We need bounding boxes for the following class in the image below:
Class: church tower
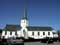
[21,0,29,28]
[20,0,28,39]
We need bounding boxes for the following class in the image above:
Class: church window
[32,32,34,35]
[10,31,12,35]
[5,31,7,35]
[15,31,17,35]
[23,30,26,34]
[43,32,45,35]
[38,32,40,35]
[48,32,50,35]
[23,30,26,36]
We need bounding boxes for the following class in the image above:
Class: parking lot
[1,41,60,45]
[1,40,60,45]
[24,41,60,45]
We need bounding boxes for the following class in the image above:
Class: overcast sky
[0,0,60,30]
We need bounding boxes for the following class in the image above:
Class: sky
[0,0,60,30]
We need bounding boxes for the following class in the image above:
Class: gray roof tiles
[4,24,53,31]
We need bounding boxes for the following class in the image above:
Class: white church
[1,0,58,40]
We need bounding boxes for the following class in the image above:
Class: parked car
[7,37,24,45]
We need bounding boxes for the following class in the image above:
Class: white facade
[1,30,54,39]
[21,19,29,27]
[28,31,53,39]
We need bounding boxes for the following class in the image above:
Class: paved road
[1,41,60,45]
[24,41,60,45]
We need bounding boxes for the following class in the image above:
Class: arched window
[32,32,34,36]
[10,31,12,35]
[43,32,45,35]
[15,31,17,35]
[38,32,40,35]
[23,30,26,36]
[48,32,50,35]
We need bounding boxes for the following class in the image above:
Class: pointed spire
[22,0,27,20]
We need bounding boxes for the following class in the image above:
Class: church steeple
[21,0,29,27]
[22,0,27,20]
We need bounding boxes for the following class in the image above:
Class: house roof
[4,24,53,31]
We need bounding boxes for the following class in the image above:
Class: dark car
[7,37,24,45]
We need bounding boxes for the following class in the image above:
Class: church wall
[1,30,53,39]
[1,31,22,39]
[28,31,33,38]
[28,31,53,39]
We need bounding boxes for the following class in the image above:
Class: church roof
[5,24,21,31]
[27,26,53,31]
[4,24,53,31]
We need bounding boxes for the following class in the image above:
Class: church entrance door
[23,30,28,39]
